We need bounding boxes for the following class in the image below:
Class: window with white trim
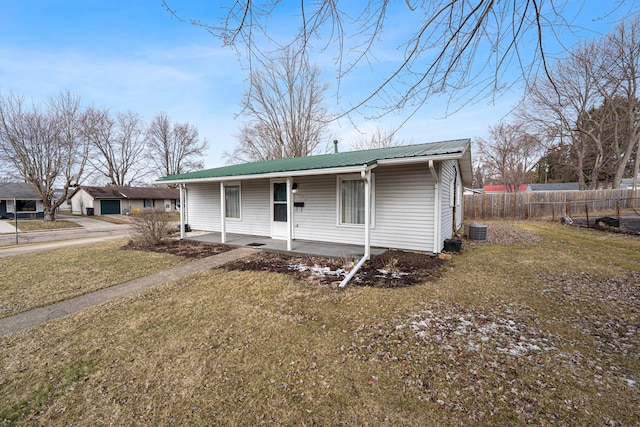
[337,174,375,226]
[16,200,37,212]
[224,184,241,219]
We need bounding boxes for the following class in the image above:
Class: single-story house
[67,186,179,215]
[158,139,473,260]
[0,182,44,219]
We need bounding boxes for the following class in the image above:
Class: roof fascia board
[376,153,463,166]
[159,164,372,185]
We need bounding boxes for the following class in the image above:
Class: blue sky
[0,1,636,170]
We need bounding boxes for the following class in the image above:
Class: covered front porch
[183,231,388,259]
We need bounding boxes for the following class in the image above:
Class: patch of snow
[288,263,346,278]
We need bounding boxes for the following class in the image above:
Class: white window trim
[224,181,242,221]
[336,173,375,228]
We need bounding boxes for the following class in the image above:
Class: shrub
[130,208,170,246]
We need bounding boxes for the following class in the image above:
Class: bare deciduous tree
[82,108,150,186]
[520,40,606,190]
[349,128,404,151]
[521,17,640,190]
[0,91,89,221]
[476,122,542,192]
[147,111,209,177]
[162,1,637,122]
[602,18,640,189]
[225,49,330,163]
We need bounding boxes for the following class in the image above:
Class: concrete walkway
[0,247,259,336]
[0,220,16,233]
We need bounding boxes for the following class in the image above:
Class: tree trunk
[43,208,55,222]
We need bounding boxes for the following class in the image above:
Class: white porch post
[179,184,185,239]
[364,169,371,255]
[286,176,293,251]
[220,181,227,244]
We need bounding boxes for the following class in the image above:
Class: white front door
[270,181,288,239]
[164,199,172,212]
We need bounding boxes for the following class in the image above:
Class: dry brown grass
[10,219,82,232]
[0,239,187,318]
[0,221,638,426]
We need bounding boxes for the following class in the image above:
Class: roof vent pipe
[333,140,339,153]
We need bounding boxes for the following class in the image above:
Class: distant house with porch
[0,182,44,219]
[158,139,473,255]
[67,186,179,215]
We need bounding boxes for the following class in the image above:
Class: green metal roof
[159,138,471,182]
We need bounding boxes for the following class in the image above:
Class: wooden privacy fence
[463,189,640,220]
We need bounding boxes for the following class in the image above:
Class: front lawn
[1,222,638,425]
[2,219,81,232]
[0,239,188,318]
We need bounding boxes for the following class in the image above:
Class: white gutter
[220,182,226,244]
[339,168,371,288]
[429,160,440,254]
[179,184,185,239]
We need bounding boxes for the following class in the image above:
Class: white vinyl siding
[230,180,269,236]
[186,180,270,236]
[440,160,462,242]
[370,164,435,252]
[184,163,439,252]
[292,175,364,245]
[294,164,436,252]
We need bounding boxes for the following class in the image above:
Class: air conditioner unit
[465,223,487,241]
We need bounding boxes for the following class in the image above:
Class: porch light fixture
[292,183,298,194]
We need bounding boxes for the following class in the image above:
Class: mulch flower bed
[223,249,446,288]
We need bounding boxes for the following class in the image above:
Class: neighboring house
[158,139,473,255]
[0,182,44,219]
[528,183,581,192]
[67,186,179,215]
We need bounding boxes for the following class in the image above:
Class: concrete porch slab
[183,231,388,259]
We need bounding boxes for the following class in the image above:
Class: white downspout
[220,182,226,244]
[286,176,293,251]
[339,168,371,288]
[429,160,440,253]
[179,184,185,239]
